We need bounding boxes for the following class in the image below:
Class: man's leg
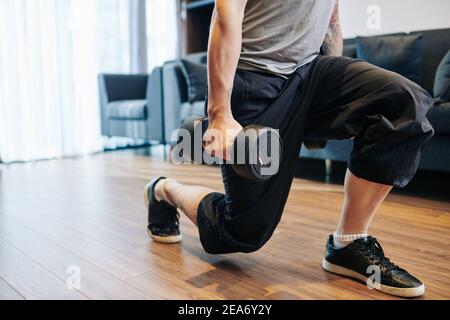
[154,178,213,225]
[147,67,311,254]
[303,56,434,239]
[302,55,433,297]
[333,170,392,247]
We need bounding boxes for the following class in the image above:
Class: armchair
[98,68,165,144]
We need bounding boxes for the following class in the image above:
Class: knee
[372,75,435,142]
[200,228,268,255]
[199,213,274,255]
[225,219,276,254]
[385,75,434,121]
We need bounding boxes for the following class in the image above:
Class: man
[145,0,434,297]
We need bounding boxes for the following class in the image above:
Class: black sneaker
[322,235,425,298]
[145,177,182,244]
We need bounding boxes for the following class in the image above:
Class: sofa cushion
[184,52,207,65]
[434,50,450,103]
[427,102,450,134]
[107,100,147,120]
[180,59,208,103]
[356,34,423,83]
[343,43,357,58]
[180,101,206,124]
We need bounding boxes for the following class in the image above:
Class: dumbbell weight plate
[232,125,283,182]
[177,115,208,164]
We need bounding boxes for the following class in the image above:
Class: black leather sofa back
[343,28,450,94]
[305,28,450,173]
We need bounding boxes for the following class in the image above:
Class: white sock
[154,179,168,202]
[333,232,368,249]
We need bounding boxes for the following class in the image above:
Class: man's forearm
[322,1,343,56]
[207,1,246,119]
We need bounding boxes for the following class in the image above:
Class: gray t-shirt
[238,0,336,76]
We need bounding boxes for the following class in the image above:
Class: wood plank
[0,150,449,300]
[0,216,155,300]
[1,168,146,252]
[0,238,87,300]
[0,278,24,300]
[0,208,153,281]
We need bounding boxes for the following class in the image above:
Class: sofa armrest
[146,67,165,143]
[162,61,189,144]
[427,102,450,134]
[98,74,108,136]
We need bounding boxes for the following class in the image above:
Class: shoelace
[359,236,398,273]
[166,207,180,226]
[173,211,181,226]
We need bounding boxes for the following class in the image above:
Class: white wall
[340,0,450,38]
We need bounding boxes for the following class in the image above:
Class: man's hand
[203,114,243,161]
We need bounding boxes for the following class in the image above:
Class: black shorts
[197,56,434,255]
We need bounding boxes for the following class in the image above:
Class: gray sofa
[301,28,450,173]
[161,52,208,144]
[98,70,165,143]
[159,29,450,173]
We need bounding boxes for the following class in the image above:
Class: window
[96,0,131,73]
[147,0,178,69]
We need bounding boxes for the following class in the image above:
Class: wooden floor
[0,150,449,300]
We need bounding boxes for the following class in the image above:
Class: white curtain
[96,0,134,74]
[96,0,149,74]
[147,0,178,69]
[0,0,177,163]
[0,0,101,163]
[130,0,148,73]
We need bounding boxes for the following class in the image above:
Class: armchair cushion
[343,42,357,58]
[180,59,208,103]
[106,100,147,120]
[180,101,206,124]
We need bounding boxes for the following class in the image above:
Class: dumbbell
[176,115,283,182]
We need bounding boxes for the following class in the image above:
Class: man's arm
[322,1,343,56]
[204,0,248,160]
[207,0,247,119]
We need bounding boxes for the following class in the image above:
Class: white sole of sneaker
[147,229,183,244]
[145,182,183,244]
[322,259,425,298]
